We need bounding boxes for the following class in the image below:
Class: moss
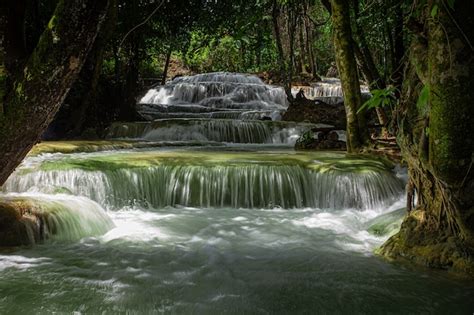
[48,15,57,30]
[377,210,474,277]
[29,141,140,156]
[24,149,400,178]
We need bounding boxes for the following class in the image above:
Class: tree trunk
[161,46,172,85]
[0,0,110,186]
[391,2,404,93]
[351,2,390,136]
[272,0,293,103]
[379,1,474,275]
[330,0,368,152]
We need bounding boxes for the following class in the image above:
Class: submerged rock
[367,208,405,236]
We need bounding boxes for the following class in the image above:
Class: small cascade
[139,72,288,121]
[0,193,114,244]
[4,152,404,210]
[106,119,317,145]
[292,78,371,105]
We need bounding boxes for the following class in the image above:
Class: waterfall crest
[4,152,404,210]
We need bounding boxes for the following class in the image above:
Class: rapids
[1,73,473,313]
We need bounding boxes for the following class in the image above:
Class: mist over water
[1,73,473,313]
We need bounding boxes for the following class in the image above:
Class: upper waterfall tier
[139,72,288,120]
[4,150,404,210]
[291,78,371,105]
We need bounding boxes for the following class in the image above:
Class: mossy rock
[0,199,44,247]
[376,210,474,277]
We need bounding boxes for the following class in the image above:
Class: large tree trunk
[330,0,368,152]
[0,0,110,186]
[272,0,293,102]
[379,1,474,275]
[48,1,117,139]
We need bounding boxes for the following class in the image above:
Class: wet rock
[295,129,346,151]
[0,199,45,247]
[282,97,346,128]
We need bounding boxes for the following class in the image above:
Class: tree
[0,0,111,185]
[330,0,368,152]
[379,0,474,274]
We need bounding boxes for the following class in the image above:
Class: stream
[1,73,473,313]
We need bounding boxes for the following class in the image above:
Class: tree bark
[330,0,368,152]
[379,1,474,275]
[0,0,110,186]
[161,46,172,85]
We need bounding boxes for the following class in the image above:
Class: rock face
[295,130,346,151]
[282,97,346,128]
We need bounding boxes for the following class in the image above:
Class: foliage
[416,84,430,113]
[357,86,397,114]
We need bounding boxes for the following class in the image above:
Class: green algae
[32,150,396,174]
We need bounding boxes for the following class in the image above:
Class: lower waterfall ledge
[0,194,114,247]
[375,210,474,277]
[0,198,44,247]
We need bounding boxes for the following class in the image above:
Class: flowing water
[1,73,473,313]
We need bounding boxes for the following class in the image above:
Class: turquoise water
[1,148,473,313]
[1,72,473,313]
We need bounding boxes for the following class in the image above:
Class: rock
[0,199,45,247]
[326,62,339,78]
[282,98,346,128]
[295,130,346,151]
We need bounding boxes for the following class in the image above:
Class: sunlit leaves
[357,86,397,114]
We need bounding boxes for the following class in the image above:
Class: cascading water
[4,151,404,210]
[292,77,371,105]
[139,72,287,121]
[1,72,473,313]
[0,193,114,243]
[106,119,320,145]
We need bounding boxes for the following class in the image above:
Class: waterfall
[4,153,404,210]
[106,119,318,145]
[291,78,371,105]
[138,72,288,121]
[0,193,114,243]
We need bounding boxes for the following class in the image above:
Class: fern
[357,86,397,114]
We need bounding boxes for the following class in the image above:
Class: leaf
[357,87,396,114]
[447,0,455,9]
[431,4,439,18]
[417,84,430,111]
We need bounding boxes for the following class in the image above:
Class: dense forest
[0,0,473,313]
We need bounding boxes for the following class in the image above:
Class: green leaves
[446,0,455,10]
[431,4,439,18]
[416,84,430,112]
[357,86,397,114]
[431,0,455,18]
